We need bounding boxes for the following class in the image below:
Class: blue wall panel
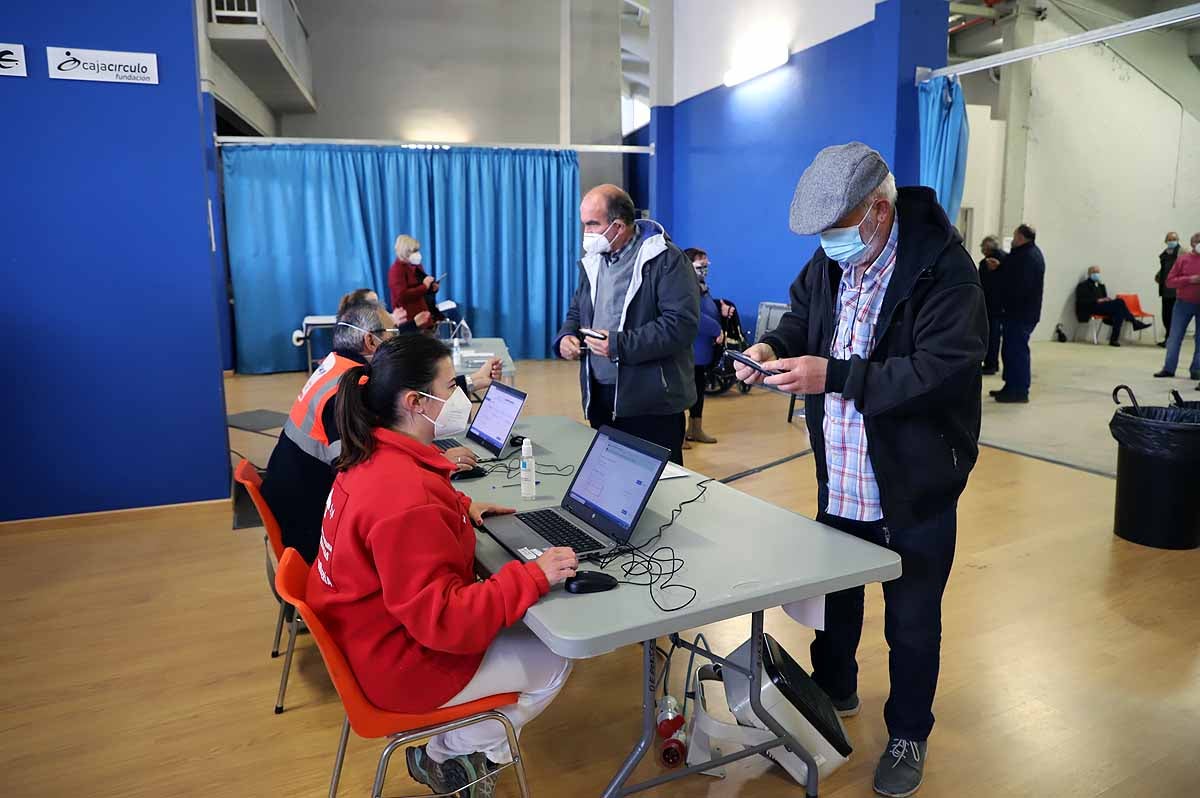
[663,1,945,337]
[1,1,231,520]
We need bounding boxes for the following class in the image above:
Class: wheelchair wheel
[738,380,752,394]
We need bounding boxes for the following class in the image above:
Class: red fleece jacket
[1165,251,1200,305]
[307,428,549,712]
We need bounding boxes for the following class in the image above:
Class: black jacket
[760,186,987,529]
[978,249,1007,315]
[997,241,1045,324]
[1157,249,1179,299]
[555,220,699,418]
[1074,279,1109,323]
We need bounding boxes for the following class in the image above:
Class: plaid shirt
[822,218,899,522]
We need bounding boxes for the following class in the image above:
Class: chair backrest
[234,459,286,559]
[754,301,790,343]
[275,548,383,733]
[1116,294,1147,317]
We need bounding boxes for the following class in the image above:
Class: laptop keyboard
[434,439,460,451]
[517,509,606,554]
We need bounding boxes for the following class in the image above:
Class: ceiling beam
[949,2,999,19]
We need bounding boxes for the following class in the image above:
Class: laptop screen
[565,428,667,540]
[466,382,527,455]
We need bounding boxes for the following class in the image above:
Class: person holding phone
[554,184,699,465]
[734,143,986,798]
[388,234,441,330]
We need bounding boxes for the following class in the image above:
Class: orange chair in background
[233,459,304,714]
[1116,294,1156,342]
[274,548,531,798]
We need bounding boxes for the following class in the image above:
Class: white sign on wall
[0,43,27,77]
[46,46,158,85]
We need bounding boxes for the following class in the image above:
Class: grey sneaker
[405,746,497,798]
[873,738,927,797]
[831,692,860,718]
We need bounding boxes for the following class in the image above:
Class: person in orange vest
[261,299,500,562]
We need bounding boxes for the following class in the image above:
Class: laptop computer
[435,381,528,461]
[480,425,671,561]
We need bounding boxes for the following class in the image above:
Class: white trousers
[426,625,572,765]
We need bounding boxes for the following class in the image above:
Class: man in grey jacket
[554,185,699,463]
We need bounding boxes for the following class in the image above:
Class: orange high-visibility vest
[282,352,360,464]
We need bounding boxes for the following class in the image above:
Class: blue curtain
[221,144,580,373]
[918,76,969,224]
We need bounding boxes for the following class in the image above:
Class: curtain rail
[216,135,653,155]
[917,1,1200,83]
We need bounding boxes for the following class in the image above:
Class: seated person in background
[1074,266,1151,347]
[261,301,496,562]
[338,287,427,331]
[310,334,575,794]
[389,235,443,331]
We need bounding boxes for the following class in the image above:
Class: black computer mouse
[564,570,619,594]
[450,466,487,481]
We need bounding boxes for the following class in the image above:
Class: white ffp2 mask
[418,386,471,438]
[409,251,424,266]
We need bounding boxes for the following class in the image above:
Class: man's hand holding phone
[732,343,777,385]
[580,328,611,358]
[762,355,829,395]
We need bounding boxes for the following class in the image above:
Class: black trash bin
[1109,386,1200,550]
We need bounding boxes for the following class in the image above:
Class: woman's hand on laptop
[468,501,516,526]
[535,547,579,587]
[445,447,479,471]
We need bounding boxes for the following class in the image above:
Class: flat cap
[788,142,890,235]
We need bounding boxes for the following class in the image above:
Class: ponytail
[334,365,377,470]
[333,334,452,471]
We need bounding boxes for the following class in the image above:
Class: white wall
[281,0,622,189]
[959,104,1006,252]
[670,0,878,104]
[1022,7,1200,341]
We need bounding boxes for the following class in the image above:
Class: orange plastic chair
[275,548,530,798]
[233,459,303,714]
[1116,294,1155,341]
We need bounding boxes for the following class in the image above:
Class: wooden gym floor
[2,360,1198,798]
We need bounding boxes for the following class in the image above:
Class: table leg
[749,610,820,797]
[600,641,657,798]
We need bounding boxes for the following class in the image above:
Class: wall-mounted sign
[0,43,27,77]
[46,46,158,85]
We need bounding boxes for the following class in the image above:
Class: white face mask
[417,386,471,438]
[583,221,617,256]
[1194,243,1200,255]
[409,251,423,266]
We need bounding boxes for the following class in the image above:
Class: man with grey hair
[262,299,498,563]
[555,184,699,464]
[735,142,986,797]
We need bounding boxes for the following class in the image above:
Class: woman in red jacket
[388,234,441,330]
[309,334,577,795]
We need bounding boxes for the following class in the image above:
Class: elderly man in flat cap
[735,143,986,797]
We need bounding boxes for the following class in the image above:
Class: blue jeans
[983,315,1002,371]
[810,496,958,741]
[1000,319,1035,396]
[1162,300,1200,375]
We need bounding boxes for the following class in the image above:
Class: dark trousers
[1000,319,1035,396]
[810,500,958,741]
[1162,297,1176,341]
[983,315,1002,371]
[587,381,686,465]
[689,366,707,419]
[1094,298,1136,342]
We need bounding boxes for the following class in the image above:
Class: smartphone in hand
[724,349,784,376]
[578,327,608,341]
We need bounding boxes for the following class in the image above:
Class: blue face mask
[820,204,883,265]
[1090,273,1102,282]
[1167,241,1180,250]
